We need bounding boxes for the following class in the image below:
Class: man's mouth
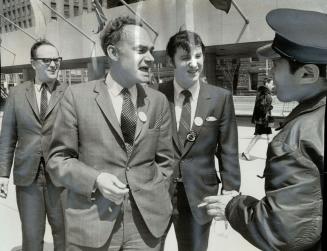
[139,67,149,73]
[188,69,199,74]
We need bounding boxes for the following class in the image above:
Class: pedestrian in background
[242,78,274,160]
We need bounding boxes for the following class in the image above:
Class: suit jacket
[0,80,67,186]
[47,79,174,248]
[159,80,240,224]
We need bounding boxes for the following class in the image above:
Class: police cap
[257,8,327,64]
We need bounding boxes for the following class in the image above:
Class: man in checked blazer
[47,16,173,251]
[159,30,241,251]
[0,40,67,250]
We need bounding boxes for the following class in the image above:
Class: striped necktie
[40,83,48,121]
[178,89,192,148]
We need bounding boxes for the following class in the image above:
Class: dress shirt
[34,79,54,111]
[173,79,200,130]
[105,73,137,124]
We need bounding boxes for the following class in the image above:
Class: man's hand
[96,173,129,205]
[201,195,233,221]
[0,177,9,199]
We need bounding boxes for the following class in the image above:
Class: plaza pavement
[0,114,279,251]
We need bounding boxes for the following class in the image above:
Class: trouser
[67,192,161,251]
[161,182,211,251]
[16,158,65,251]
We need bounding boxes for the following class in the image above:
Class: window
[249,73,259,91]
[23,20,27,28]
[27,5,31,15]
[64,4,70,18]
[28,19,32,27]
[17,8,20,17]
[74,6,79,16]
[18,21,21,27]
[22,6,25,15]
[51,2,57,20]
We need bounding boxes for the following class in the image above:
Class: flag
[92,0,108,34]
[30,0,47,39]
[209,0,232,13]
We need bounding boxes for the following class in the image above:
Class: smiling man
[159,30,241,251]
[46,16,173,251]
[0,40,67,251]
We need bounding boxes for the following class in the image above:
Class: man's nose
[144,51,154,64]
[188,58,197,68]
[49,60,57,67]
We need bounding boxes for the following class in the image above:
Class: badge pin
[194,117,203,127]
[186,131,197,142]
[138,112,147,122]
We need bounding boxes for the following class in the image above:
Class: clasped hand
[96,173,129,205]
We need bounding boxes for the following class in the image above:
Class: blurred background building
[1,0,319,113]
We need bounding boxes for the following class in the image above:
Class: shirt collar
[173,78,200,100]
[34,78,57,92]
[105,72,137,98]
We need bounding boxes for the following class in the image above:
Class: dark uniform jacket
[226,96,325,251]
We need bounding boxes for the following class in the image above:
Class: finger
[203,196,219,203]
[206,208,220,216]
[109,185,129,195]
[112,177,127,189]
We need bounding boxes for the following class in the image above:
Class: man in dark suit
[0,40,67,251]
[47,16,173,251]
[159,30,241,251]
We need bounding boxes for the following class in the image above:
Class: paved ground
[0,116,278,251]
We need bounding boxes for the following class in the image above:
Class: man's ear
[107,45,119,61]
[296,64,320,84]
[31,60,36,70]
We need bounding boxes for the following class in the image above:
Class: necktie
[121,88,137,155]
[40,83,48,121]
[178,89,192,148]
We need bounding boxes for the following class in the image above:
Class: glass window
[74,6,79,16]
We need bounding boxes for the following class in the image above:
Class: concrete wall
[1,0,327,67]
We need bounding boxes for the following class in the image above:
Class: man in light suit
[159,30,241,251]
[47,16,173,251]
[0,40,66,251]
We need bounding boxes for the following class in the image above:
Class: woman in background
[242,78,274,160]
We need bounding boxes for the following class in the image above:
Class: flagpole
[231,0,249,24]
[0,45,16,64]
[38,0,96,45]
[118,0,158,39]
[0,14,38,41]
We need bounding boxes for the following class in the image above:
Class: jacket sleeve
[0,88,17,177]
[215,92,241,191]
[225,141,322,251]
[46,87,100,198]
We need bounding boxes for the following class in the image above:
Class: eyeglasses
[32,57,62,65]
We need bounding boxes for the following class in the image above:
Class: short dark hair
[285,57,326,78]
[100,16,143,56]
[30,39,56,59]
[166,30,205,63]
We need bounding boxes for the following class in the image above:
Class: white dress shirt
[34,79,52,111]
[173,79,200,131]
[105,73,137,124]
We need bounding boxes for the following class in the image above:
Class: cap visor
[256,44,280,59]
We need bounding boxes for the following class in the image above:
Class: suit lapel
[134,84,150,143]
[94,80,124,142]
[45,81,66,119]
[182,82,211,157]
[25,81,40,121]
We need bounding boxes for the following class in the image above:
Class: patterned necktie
[40,83,48,121]
[121,88,137,155]
[178,89,192,148]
